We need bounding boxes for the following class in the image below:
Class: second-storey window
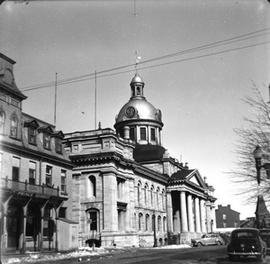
[12,157,20,181]
[0,111,5,134]
[61,170,67,193]
[29,161,36,185]
[150,127,156,141]
[43,133,51,149]
[45,165,52,186]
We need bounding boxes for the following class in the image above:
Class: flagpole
[54,72,58,127]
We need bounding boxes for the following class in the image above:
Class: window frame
[61,170,67,193]
[45,165,52,186]
[140,127,147,141]
[43,133,51,150]
[10,115,18,138]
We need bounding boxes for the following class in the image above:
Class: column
[20,205,28,253]
[166,191,173,233]
[123,126,130,139]
[180,191,188,232]
[195,197,201,232]
[103,172,118,231]
[200,199,206,233]
[187,194,194,232]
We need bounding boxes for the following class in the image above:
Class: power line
[21,27,270,92]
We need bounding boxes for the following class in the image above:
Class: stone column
[166,191,173,233]
[187,194,194,232]
[20,205,28,253]
[123,126,130,140]
[103,172,117,231]
[200,199,206,233]
[180,191,188,232]
[195,197,201,232]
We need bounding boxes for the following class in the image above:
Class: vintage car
[191,233,224,247]
[227,228,267,261]
[259,229,270,252]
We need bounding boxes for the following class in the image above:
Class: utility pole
[54,72,58,127]
[94,70,97,130]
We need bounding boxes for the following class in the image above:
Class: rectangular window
[61,170,66,193]
[29,161,36,185]
[55,138,62,154]
[12,157,20,181]
[130,127,135,141]
[150,128,155,141]
[140,127,146,140]
[11,98,20,108]
[45,165,52,186]
[28,127,36,145]
[43,134,51,149]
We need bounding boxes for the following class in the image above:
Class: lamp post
[253,145,270,229]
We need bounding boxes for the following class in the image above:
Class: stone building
[64,73,216,247]
[0,53,77,253]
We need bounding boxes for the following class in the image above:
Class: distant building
[0,53,77,253]
[215,204,240,229]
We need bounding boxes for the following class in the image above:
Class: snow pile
[152,244,192,249]
[3,247,109,264]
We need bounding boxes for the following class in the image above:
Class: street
[27,246,270,264]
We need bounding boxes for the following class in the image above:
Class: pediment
[24,119,39,128]
[186,170,206,188]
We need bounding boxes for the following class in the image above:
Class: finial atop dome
[130,73,144,85]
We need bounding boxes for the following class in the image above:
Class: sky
[1,0,270,220]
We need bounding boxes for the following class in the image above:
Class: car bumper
[228,252,262,256]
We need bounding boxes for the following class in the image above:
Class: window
[43,133,51,149]
[222,214,227,220]
[45,165,52,186]
[10,115,18,138]
[158,216,161,232]
[140,127,146,140]
[0,111,5,134]
[144,184,148,206]
[12,157,20,181]
[55,138,62,154]
[137,182,141,205]
[139,213,143,231]
[145,214,150,231]
[150,186,154,207]
[223,222,227,228]
[163,217,166,232]
[28,127,36,145]
[150,128,156,141]
[59,207,67,218]
[117,178,124,200]
[88,176,96,197]
[11,98,20,108]
[29,161,36,185]
[130,127,135,141]
[87,210,98,231]
[61,170,67,193]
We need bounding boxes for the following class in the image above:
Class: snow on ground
[2,247,109,264]
[151,244,192,249]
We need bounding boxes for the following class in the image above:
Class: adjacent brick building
[215,204,240,229]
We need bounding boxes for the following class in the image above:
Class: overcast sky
[1,0,270,219]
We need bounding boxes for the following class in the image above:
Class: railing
[1,177,61,197]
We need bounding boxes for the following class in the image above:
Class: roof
[255,195,270,217]
[170,169,196,181]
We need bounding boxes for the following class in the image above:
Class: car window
[232,231,257,239]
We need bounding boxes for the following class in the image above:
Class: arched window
[144,183,148,206]
[150,185,154,207]
[145,214,150,231]
[0,110,5,134]
[137,181,141,205]
[10,114,18,138]
[156,187,160,209]
[88,176,96,197]
[163,217,166,232]
[138,213,143,231]
[161,189,165,210]
[157,216,161,232]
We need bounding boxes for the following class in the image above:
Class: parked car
[191,233,224,247]
[259,229,270,253]
[227,228,266,261]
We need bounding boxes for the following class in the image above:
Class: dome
[130,74,144,85]
[115,98,162,124]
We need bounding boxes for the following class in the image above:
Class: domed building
[64,73,217,248]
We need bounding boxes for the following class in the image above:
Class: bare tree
[233,83,270,202]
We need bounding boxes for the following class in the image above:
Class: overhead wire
[21,27,270,92]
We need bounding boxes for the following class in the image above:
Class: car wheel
[257,252,266,262]
[197,242,203,247]
[217,241,222,246]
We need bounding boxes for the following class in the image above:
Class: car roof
[232,228,259,233]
